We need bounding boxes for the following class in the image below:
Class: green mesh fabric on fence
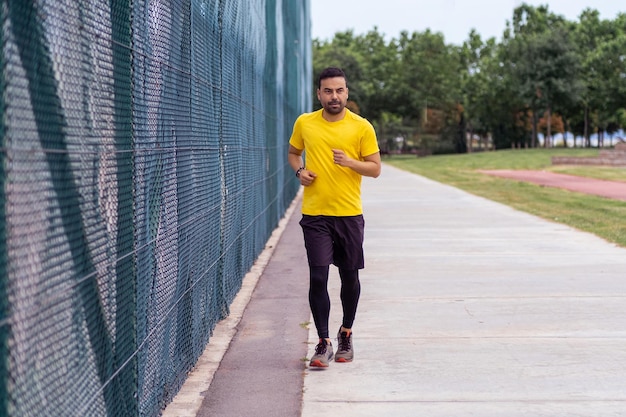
[0,1,311,416]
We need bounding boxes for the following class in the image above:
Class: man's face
[317,76,348,115]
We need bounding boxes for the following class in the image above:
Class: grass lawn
[383,148,626,247]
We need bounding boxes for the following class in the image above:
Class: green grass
[383,149,626,247]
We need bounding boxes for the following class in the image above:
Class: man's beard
[323,101,344,114]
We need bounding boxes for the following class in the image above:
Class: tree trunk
[531,110,538,148]
[598,129,603,148]
[584,106,590,148]
[546,107,552,148]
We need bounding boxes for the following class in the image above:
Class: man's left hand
[332,149,351,167]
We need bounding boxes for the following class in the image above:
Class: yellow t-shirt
[289,109,379,216]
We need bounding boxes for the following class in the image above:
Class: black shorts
[299,215,365,270]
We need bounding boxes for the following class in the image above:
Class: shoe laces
[314,340,328,355]
[338,331,351,351]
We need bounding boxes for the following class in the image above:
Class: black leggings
[309,265,361,339]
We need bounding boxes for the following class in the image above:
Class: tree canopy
[312,4,626,153]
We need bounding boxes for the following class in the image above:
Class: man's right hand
[299,170,317,186]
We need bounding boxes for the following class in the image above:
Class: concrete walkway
[165,163,626,417]
[302,164,626,416]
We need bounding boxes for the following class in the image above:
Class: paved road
[164,163,626,417]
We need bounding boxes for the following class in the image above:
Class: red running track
[478,170,626,202]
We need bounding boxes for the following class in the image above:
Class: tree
[391,30,463,152]
[571,9,626,146]
[460,31,517,149]
[505,5,582,147]
[311,6,624,154]
[352,28,397,122]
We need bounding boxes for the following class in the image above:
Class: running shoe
[309,339,333,367]
[335,328,353,362]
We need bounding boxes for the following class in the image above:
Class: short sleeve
[361,121,379,157]
[289,115,304,150]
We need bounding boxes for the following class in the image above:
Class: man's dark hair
[318,67,347,89]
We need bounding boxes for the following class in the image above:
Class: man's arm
[332,149,381,178]
[288,145,304,173]
[288,145,317,186]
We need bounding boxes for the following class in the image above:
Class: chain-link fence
[0,1,311,415]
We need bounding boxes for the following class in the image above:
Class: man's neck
[322,108,347,122]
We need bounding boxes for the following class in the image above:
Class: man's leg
[309,265,330,339]
[333,215,364,331]
[336,267,359,362]
[308,265,334,367]
[338,267,360,331]
[300,216,333,341]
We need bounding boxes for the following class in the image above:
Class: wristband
[295,167,305,178]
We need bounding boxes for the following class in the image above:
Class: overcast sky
[310,0,624,45]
